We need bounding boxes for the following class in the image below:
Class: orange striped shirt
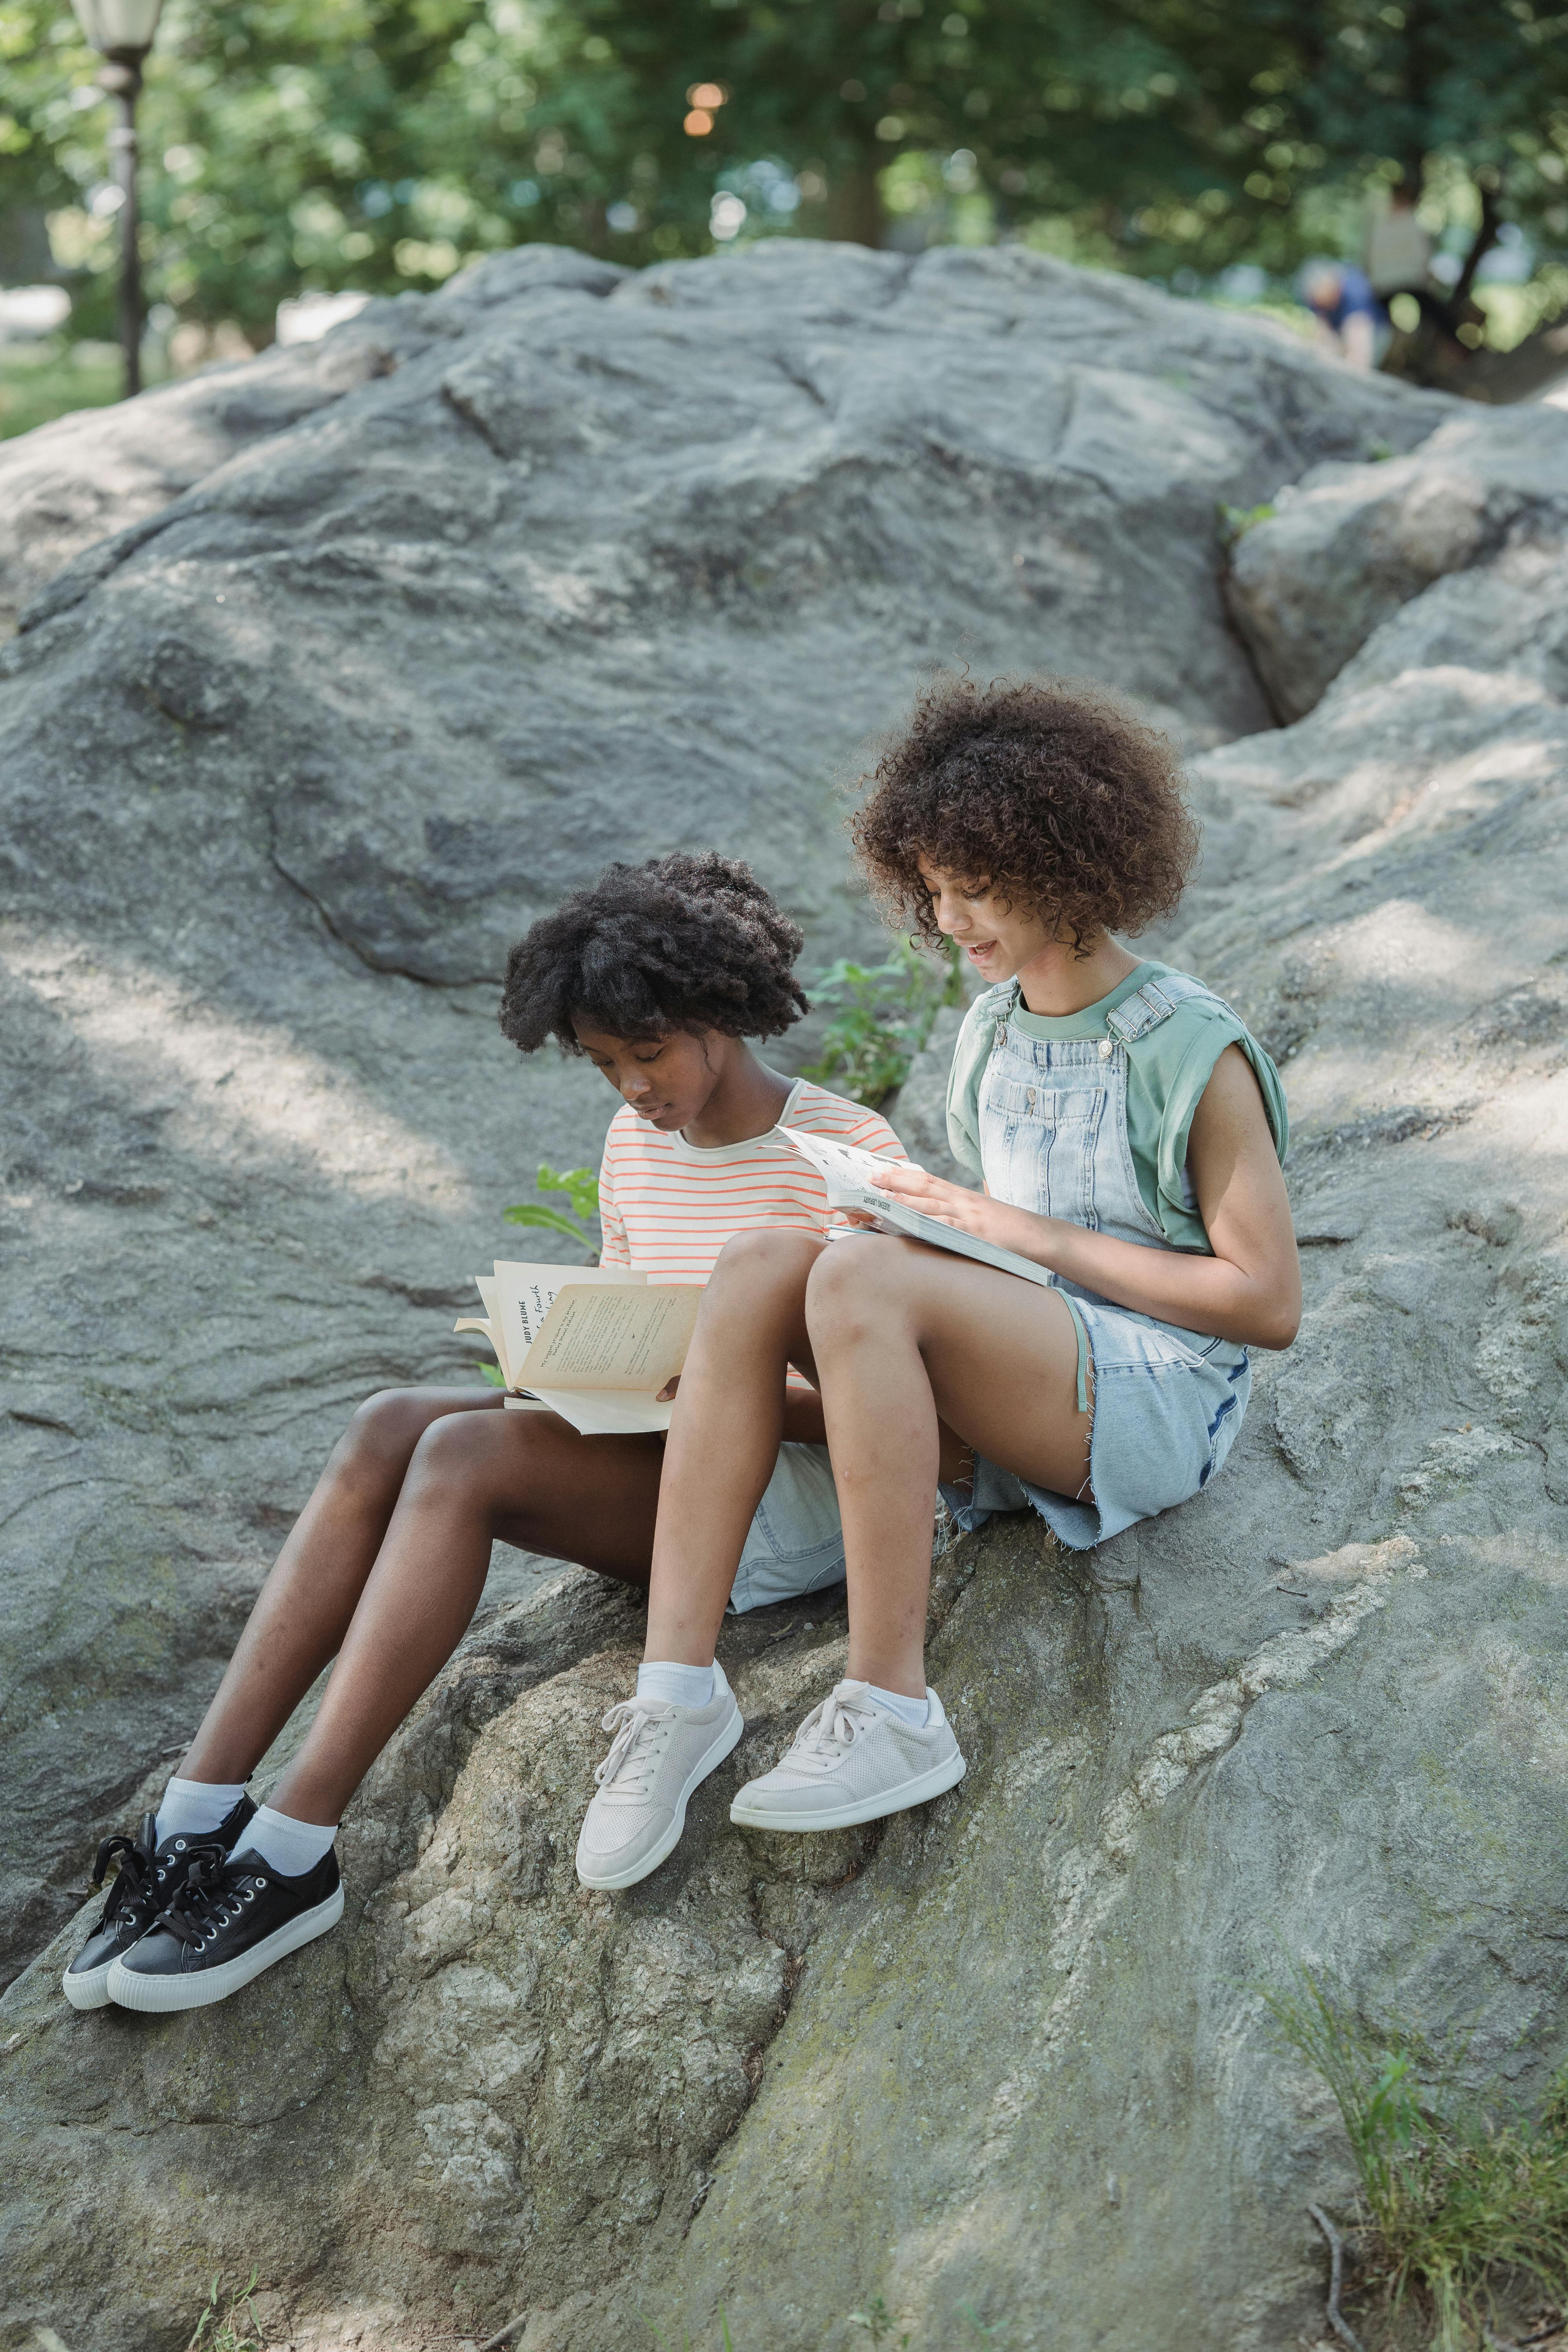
[597,1079,906,1280]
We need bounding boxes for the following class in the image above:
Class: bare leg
[181,1388,506,1788]
[805,1236,1091,1698]
[642,1229,827,1668]
[267,1405,667,1824]
[179,1389,664,1823]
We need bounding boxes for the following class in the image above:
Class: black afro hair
[498,851,809,1054]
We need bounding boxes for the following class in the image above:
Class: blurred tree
[0,0,1563,350]
[1208,0,1568,301]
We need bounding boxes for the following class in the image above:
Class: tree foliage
[0,0,1564,343]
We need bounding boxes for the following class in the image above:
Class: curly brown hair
[498,851,808,1053]
[850,673,1198,956]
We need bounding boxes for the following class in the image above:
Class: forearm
[949,1196,1294,1349]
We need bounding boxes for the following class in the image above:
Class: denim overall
[940,971,1252,1550]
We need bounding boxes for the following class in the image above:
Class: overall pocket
[981,1077,1107,1225]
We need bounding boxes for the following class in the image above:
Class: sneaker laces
[90,1828,154,1921]
[593,1699,676,1804]
[155,1843,261,1947]
[786,1685,879,1775]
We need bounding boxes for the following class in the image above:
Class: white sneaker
[729,1680,965,1833]
[575,1660,744,1890]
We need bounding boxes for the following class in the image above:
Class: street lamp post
[69,0,167,399]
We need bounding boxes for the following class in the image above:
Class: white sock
[867,1683,931,1730]
[636,1659,715,1708]
[156,1776,248,1844]
[241,1804,338,1878]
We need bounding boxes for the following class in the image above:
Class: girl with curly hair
[65,853,910,2009]
[574,675,1299,1856]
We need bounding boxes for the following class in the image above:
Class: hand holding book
[851,1156,1002,1241]
[775,1129,1060,1292]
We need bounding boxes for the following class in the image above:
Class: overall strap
[1103,971,1220,1045]
[987,979,1021,1031]
[984,978,1022,1049]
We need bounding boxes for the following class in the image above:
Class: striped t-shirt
[597,1078,906,1280]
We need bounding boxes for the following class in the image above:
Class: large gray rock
[1223,401,1568,720]
[7,250,1567,2352]
[0,249,626,637]
[0,243,1453,1994]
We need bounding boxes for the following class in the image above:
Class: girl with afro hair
[64,852,912,2007]
[571,674,1299,1861]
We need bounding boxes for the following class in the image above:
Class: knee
[711,1227,824,1285]
[704,1227,824,1315]
[405,1408,510,1505]
[804,1236,910,1347]
[338,1389,432,1483]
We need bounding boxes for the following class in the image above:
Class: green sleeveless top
[944,960,1288,1254]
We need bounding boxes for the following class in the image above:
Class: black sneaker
[61,1795,257,2012]
[106,1841,343,2013]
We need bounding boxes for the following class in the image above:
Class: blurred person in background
[1301,259,1381,368]
[1365,181,1466,355]
[1366,181,1434,306]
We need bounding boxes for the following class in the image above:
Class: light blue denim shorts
[940,1297,1252,1553]
[729,1441,848,1614]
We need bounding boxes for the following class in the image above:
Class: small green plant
[847,2294,909,2347]
[464,1162,602,1386]
[799,938,964,1107]
[502,1162,601,1260]
[187,2270,266,2352]
[1217,499,1276,550]
[1259,1958,1568,2349]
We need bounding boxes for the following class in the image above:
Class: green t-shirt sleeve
[940,976,1287,1247]
[944,993,995,1182]
[1145,1007,1289,1248]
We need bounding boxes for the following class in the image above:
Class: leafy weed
[503,1161,601,1259]
[187,2271,266,2352]
[1259,1957,1568,2348]
[847,2294,910,2347]
[1216,498,1276,550]
[799,939,964,1107]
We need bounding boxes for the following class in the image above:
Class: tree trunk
[825,156,885,248]
[1452,177,1503,308]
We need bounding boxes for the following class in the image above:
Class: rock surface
[1223,401,1568,720]
[0,241,1448,1993]
[4,249,1567,2352]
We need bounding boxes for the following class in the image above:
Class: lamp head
[70,0,165,64]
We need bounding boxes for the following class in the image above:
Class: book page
[454,1312,508,1387]
[517,1388,676,1436]
[517,1283,701,1394]
[777,1126,903,1194]
[776,1127,1056,1291]
[490,1260,647,1386]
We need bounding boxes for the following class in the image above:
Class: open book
[779,1129,1058,1292]
[455,1260,702,1435]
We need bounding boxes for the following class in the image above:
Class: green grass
[187,2272,266,2352]
[1259,1959,1568,2349]
[799,938,965,1107]
[0,338,143,438]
